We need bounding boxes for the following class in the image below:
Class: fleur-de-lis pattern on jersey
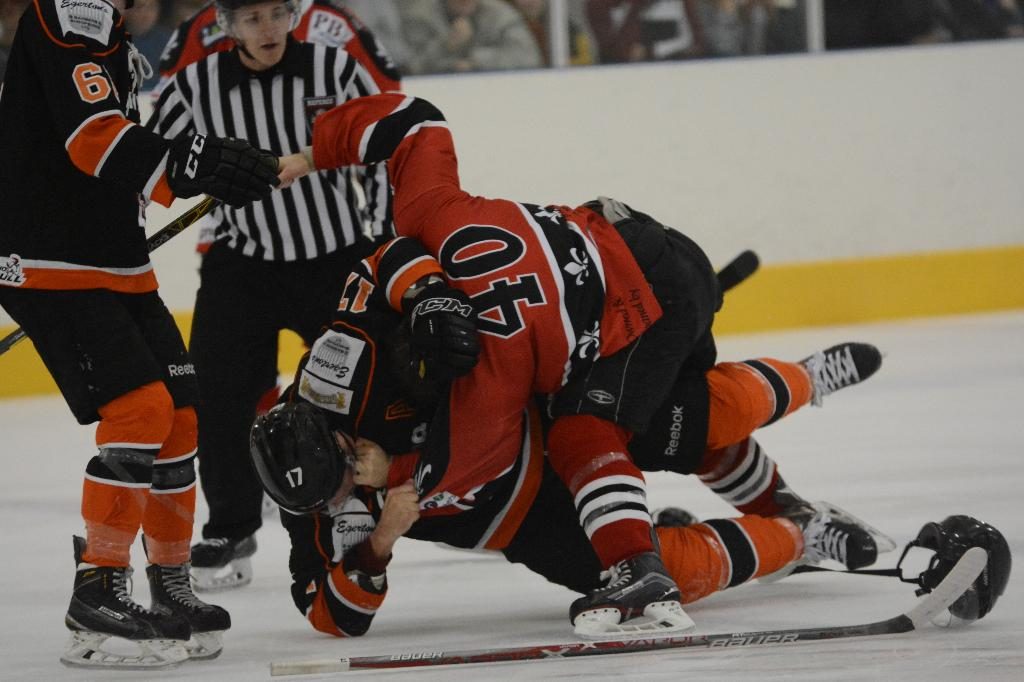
[576,320,600,360]
[565,247,590,286]
[533,207,563,224]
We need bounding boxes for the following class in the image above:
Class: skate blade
[191,558,253,593]
[574,601,695,639]
[187,630,226,660]
[813,501,897,554]
[60,631,188,670]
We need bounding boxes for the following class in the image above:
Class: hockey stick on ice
[269,546,986,676]
[0,196,218,357]
[716,249,760,293]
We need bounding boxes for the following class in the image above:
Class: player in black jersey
[0,0,277,669]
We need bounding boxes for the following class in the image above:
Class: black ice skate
[801,508,878,569]
[148,563,231,659]
[570,552,694,638]
[190,534,257,592]
[800,342,882,406]
[62,536,189,670]
[761,502,897,583]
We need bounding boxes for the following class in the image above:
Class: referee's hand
[278,148,315,189]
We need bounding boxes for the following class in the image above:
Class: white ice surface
[1,312,1022,681]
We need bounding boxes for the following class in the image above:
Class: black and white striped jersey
[146,38,392,261]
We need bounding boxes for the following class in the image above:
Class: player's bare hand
[277,151,314,189]
[370,481,420,556]
[353,437,392,488]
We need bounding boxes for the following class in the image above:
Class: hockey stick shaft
[0,197,217,357]
[716,249,760,293]
[270,547,986,676]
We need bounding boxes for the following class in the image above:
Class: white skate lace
[161,566,205,608]
[803,515,849,565]
[804,346,860,406]
[111,567,150,614]
[598,561,633,591]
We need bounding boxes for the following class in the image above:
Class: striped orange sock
[657,515,803,603]
[143,407,198,566]
[82,382,174,566]
[706,359,813,449]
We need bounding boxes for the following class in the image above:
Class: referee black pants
[191,241,375,541]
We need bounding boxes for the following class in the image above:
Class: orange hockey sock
[143,407,198,566]
[657,515,803,603]
[82,382,175,566]
[706,359,813,450]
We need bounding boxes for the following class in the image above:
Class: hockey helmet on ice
[898,515,1011,624]
[250,401,355,514]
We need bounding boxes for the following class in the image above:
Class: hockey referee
[146,0,392,591]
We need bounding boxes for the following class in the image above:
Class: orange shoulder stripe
[66,113,133,177]
[387,258,444,312]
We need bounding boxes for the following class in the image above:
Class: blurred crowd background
[2,0,1023,84]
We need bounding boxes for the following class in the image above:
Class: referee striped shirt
[147,38,392,261]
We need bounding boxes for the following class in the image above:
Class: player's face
[232,1,293,71]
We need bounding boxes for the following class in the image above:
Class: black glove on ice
[167,133,279,208]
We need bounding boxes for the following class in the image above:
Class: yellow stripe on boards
[2,245,1023,399]
[714,245,1024,334]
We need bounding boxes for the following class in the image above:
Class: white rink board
[1,311,1021,680]
[6,40,1021,329]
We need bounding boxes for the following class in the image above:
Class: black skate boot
[761,501,896,583]
[570,552,694,638]
[148,563,231,659]
[61,536,189,670]
[799,507,879,570]
[190,534,257,592]
[800,342,882,406]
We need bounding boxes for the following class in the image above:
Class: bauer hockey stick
[269,546,986,676]
[0,196,218,357]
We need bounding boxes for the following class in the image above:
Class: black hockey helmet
[215,0,306,36]
[249,402,356,514]
[898,515,1011,624]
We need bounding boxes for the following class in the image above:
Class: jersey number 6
[73,63,112,104]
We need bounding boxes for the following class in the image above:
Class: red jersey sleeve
[311,94,462,238]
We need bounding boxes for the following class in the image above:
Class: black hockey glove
[167,133,280,208]
[405,282,479,383]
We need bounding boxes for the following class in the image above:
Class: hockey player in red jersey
[244,232,889,637]
[0,0,279,669]
[273,93,887,636]
[248,234,886,638]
